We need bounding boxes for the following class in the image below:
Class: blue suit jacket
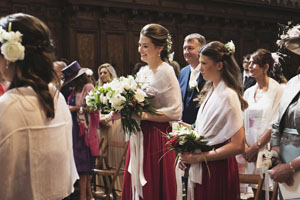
[178,65,206,124]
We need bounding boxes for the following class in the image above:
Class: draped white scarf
[188,81,243,200]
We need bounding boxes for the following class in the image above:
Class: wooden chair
[93,140,129,200]
[239,174,264,200]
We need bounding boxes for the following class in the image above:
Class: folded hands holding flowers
[166,123,212,175]
[86,75,158,134]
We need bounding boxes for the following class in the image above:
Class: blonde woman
[97,63,125,193]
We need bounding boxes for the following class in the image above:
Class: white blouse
[243,78,283,147]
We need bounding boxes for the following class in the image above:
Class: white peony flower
[110,93,126,111]
[134,88,146,103]
[121,79,130,90]
[1,41,25,62]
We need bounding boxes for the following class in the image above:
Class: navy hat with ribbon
[61,61,88,86]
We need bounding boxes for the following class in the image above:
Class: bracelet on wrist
[79,106,83,114]
[256,141,262,149]
[289,162,296,174]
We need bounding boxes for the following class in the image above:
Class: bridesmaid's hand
[242,145,259,162]
[178,160,187,171]
[178,121,192,129]
[111,111,121,122]
[269,163,294,186]
[180,152,202,164]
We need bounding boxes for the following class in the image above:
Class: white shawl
[188,80,243,199]
[129,62,182,199]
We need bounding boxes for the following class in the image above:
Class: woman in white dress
[240,49,283,199]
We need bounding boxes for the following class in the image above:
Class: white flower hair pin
[225,40,235,53]
[0,22,25,62]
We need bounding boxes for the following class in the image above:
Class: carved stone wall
[0,0,299,79]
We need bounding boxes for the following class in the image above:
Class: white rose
[1,41,25,62]
[189,80,198,89]
[110,79,123,92]
[110,94,126,111]
[134,88,146,103]
[130,80,138,90]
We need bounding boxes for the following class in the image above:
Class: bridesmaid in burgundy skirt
[179,41,248,200]
[121,23,182,200]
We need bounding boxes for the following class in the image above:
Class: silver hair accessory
[166,33,172,53]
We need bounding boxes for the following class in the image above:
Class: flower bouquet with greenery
[86,75,158,135]
[166,124,213,177]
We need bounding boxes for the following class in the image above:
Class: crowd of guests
[0,12,299,200]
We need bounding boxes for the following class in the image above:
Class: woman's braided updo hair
[0,13,59,119]
[197,41,248,111]
[140,23,172,62]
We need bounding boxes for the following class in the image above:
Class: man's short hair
[184,33,206,46]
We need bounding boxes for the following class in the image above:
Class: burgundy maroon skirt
[121,121,177,200]
[193,142,240,200]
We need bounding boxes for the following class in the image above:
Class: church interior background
[0,0,300,80]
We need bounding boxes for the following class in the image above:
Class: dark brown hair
[140,23,171,62]
[0,13,59,119]
[71,73,92,93]
[251,49,274,75]
[198,41,248,111]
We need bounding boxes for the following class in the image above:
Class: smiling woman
[121,23,182,200]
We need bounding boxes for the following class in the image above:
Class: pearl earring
[5,64,8,69]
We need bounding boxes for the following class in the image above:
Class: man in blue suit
[178,33,206,124]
